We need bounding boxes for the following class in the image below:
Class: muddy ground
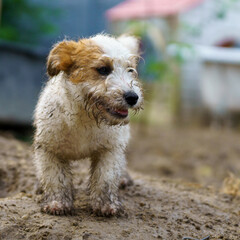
[128,125,240,188]
[0,126,240,240]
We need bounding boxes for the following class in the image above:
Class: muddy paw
[35,182,43,195]
[92,200,124,217]
[41,200,74,215]
[119,172,134,189]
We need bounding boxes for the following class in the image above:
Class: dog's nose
[124,91,139,106]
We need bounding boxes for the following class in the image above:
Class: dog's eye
[128,69,134,73]
[96,67,112,76]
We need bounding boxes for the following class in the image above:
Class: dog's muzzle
[124,91,139,106]
[97,91,140,120]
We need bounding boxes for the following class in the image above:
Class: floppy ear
[117,35,140,55]
[47,41,77,77]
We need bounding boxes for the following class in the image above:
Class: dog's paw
[92,200,124,217]
[41,200,74,215]
[35,182,43,195]
[119,172,134,189]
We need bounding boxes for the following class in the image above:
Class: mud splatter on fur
[34,34,143,216]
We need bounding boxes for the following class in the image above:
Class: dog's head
[47,34,143,125]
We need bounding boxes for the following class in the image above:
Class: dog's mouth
[106,107,129,119]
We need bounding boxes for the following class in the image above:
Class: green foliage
[181,22,201,37]
[216,0,240,19]
[0,0,61,45]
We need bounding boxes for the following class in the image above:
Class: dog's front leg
[90,149,125,216]
[34,149,74,215]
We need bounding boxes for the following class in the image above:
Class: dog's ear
[117,35,140,55]
[47,41,77,77]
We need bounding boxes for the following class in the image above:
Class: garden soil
[0,126,240,240]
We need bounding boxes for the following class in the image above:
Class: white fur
[92,35,143,108]
[33,34,142,216]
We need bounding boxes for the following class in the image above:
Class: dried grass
[221,172,240,197]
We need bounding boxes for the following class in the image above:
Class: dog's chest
[62,124,122,160]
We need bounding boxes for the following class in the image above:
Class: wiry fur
[33,34,143,216]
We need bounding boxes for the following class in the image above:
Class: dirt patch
[128,125,240,188]
[0,128,240,240]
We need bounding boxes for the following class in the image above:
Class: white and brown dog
[33,34,143,216]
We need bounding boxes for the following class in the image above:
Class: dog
[33,34,143,216]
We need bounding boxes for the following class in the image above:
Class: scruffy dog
[33,34,143,216]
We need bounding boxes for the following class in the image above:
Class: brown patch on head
[47,39,113,84]
[47,41,78,77]
[69,52,113,84]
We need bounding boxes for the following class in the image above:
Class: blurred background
[1,0,240,192]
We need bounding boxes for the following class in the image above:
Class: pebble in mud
[121,230,130,237]
[21,214,29,220]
